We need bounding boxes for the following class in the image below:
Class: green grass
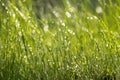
[0,0,120,80]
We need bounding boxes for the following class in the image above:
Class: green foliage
[0,0,120,80]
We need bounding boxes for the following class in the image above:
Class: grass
[0,0,120,80]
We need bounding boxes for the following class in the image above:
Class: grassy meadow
[0,0,120,80]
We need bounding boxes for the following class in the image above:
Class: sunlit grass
[0,0,120,80]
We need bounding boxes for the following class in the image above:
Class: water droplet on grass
[7,11,9,14]
[90,17,93,20]
[16,19,20,28]
[24,55,27,59]
[68,41,71,45]
[1,46,3,49]
[93,16,98,19]
[75,65,78,69]
[87,17,90,19]
[28,20,31,23]
[96,6,103,14]
[29,47,32,52]
[5,7,8,10]
[16,23,20,28]
[21,45,25,49]
[106,44,108,47]
[2,3,5,6]
[53,10,59,17]
[62,22,65,26]
[87,16,98,20]
[74,56,77,59]
[58,28,61,31]
[32,30,35,34]
[44,25,49,32]
[96,65,98,67]
[65,11,71,18]
[67,29,75,35]
[3,19,7,24]
[12,14,15,18]
[18,31,22,36]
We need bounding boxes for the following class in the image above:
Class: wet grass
[0,0,120,80]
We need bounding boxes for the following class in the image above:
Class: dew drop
[106,44,108,47]
[96,6,103,14]
[5,7,8,10]
[2,3,5,6]
[32,30,35,34]
[93,16,98,19]
[62,22,65,26]
[18,31,22,36]
[53,10,59,17]
[44,25,49,32]
[65,11,71,18]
